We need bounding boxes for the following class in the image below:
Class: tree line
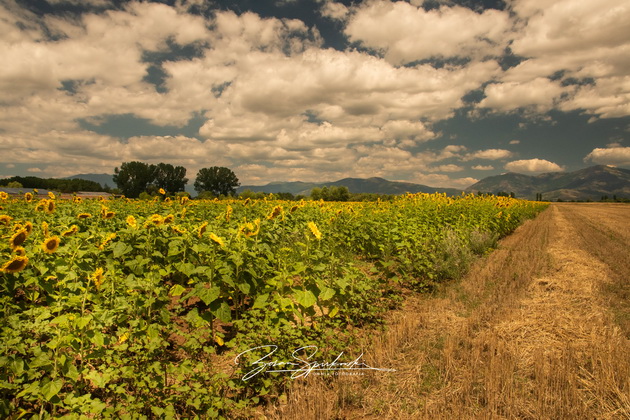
[0,176,105,193]
[113,162,240,198]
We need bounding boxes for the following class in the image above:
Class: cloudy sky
[1,0,629,188]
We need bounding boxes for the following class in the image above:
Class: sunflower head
[42,236,61,254]
[35,200,47,212]
[146,214,163,226]
[10,229,28,249]
[159,188,166,195]
[90,268,105,289]
[307,221,322,240]
[267,205,283,220]
[23,221,33,234]
[24,192,33,202]
[77,213,92,219]
[209,232,225,247]
[45,200,56,214]
[1,255,28,273]
[0,215,12,226]
[13,246,26,256]
[163,214,174,224]
[0,192,8,200]
[126,215,137,228]
[171,225,187,234]
[197,221,208,238]
[98,233,116,250]
[62,225,79,236]
[48,191,56,200]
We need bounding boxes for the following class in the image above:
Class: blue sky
[1,0,629,188]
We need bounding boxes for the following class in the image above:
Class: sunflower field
[0,191,547,418]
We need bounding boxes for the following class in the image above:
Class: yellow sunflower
[9,229,28,249]
[209,232,225,247]
[159,188,166,195]
[307,222,322,240]
[13,246,26,256]
[42,236,61,253]
[90,268,105,289]
[77,213,92,219]
[45,200,56,214]
[23,221,33,234]
[163,214,174,224]
[145,214,163,227]
[171,225,187,234]
[197,221,208,238]
[126,215,137,228]
[34,200,47,212]
[48,191,56,200]
[98,233,116,250]
[24,192,33,202]
[0,192,8,200]
[238,218,260,238]
[1,255,28,273]
[267,205,283,220]
[0,215,12,226]
[101,207,115,219]
[62,225,79,237]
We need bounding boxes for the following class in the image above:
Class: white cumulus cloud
[584,147,630,167]
[345,1,510,65]
[504,158,564,173]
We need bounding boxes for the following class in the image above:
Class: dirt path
[267,204,630,419]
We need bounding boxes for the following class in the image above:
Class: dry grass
[261,204,630,420]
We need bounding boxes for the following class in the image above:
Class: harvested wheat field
[266,203,630,419]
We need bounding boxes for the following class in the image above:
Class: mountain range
[66,165,630,200]
[237,177,462,196]
[465,165,630,200]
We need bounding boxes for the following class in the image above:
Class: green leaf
[41,378,64,401]
[112,242,133,258]
[169,284,186,297]
[319,286,336,301]
[213,302,231,323]
[252,293,269,309]
[294,290,317,308]
[196,285,221,305]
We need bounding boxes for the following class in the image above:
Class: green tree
[6,181,23,188]
[194,166,240,196]
[154,163,188,194]
[113,161,157,198]
[310,187,322,200]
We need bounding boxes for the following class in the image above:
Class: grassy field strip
[266,204,630,419]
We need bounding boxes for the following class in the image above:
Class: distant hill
[239,177,462,196]
[466,165,630,200]
[65,174,115,189]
